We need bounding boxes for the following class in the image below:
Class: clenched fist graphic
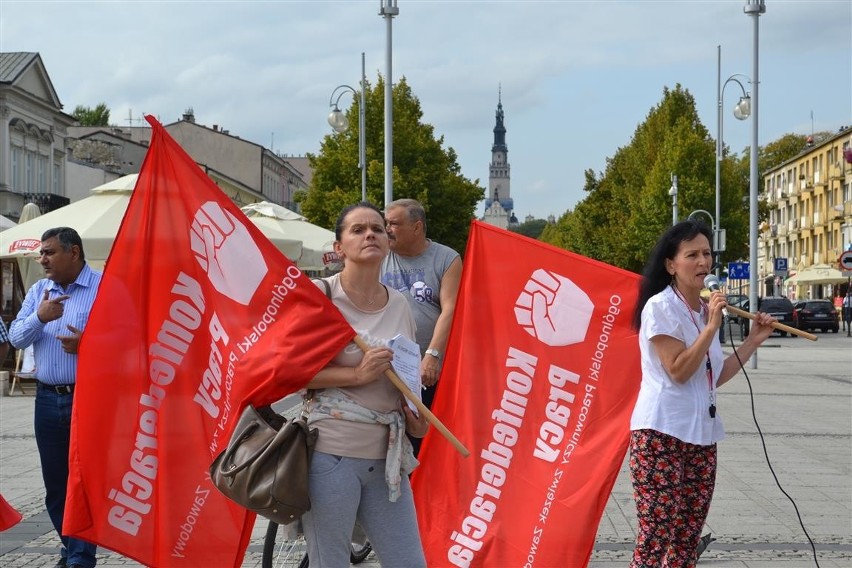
[190,202,268,305]
[514,269,594,347]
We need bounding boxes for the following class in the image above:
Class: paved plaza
[1,330,850,567]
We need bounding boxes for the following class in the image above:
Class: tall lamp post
[328,53,367,202]
[716,44,751,286]
[745,0,765,368]
[379,0,398,208]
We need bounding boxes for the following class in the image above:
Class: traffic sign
[774,257,788,272]
[840,250,852,271]
[727,261,749,279]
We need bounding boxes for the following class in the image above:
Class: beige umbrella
[241,202,340,271]
[788,264,848,286]
[15,203,43,289]
[0,214,16,230]
[1,176,304,278]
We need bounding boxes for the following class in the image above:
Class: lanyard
[672,285,716,418]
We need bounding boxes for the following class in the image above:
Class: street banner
[64,116,355,566]
[412,221,641,567]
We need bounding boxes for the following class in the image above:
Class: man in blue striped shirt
[10,227,101,568]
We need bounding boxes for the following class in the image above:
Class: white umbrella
[0,214,16,230]
[14,203,44,289]
[788,264,848,286]
[1,176,305,276]
[241,202,340,271]
[0,189,133,271]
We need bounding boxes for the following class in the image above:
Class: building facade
[759,126,852,299]
[0,52,74,219]
[482,91,518,229]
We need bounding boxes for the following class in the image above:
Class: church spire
[492,83,507,153]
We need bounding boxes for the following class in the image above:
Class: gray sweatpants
[302,451,426,568]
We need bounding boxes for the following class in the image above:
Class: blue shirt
[9,264,102,385]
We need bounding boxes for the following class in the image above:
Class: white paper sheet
[389,334,422,415]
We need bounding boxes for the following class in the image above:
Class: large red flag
[64,116,355,566]
[412,221,641,567]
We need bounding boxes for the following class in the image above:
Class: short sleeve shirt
[630,286,726,445]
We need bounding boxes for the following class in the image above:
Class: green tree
[72,103,110,126]
[540,85,756,273]
[509,218,549,239]
[297,75,484,254]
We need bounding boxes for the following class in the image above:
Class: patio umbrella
[240,202,340,271]
[1,176,304,277]
[0,215,15,230]
[787,264,847,286]
[14,203,43,289]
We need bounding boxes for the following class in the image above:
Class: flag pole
[353,336,470,457]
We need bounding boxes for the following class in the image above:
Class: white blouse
[630,286,726,445]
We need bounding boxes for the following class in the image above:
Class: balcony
[788,218,799,233]
[777,223,787,236]
[813,211,822,226]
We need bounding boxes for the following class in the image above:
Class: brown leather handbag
[210,402,317,525]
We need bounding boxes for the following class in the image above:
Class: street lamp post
[715,44,751,287]
[379,0,398,208]
[328,53,367,202]
[745,0,765,368]
[669,173,678,225]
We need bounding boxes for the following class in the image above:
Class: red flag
[412,222,641,567]
[0,493,22,531]
[64,117,355,567]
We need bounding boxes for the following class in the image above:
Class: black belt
[37,382,75,395]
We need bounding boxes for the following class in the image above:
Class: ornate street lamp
[327,53,367,202]
[715,45,751,290]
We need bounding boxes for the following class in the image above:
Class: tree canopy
[72,103,110,126]
[297,75,484,255]
[541,85,744,273]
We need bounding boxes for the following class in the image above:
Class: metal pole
[380,0,398,209]
[745,0,765,368]
[360,52,367,202]
[670,173,678,225]
[715,45,723,284]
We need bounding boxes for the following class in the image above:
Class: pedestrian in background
[303,202,428,567]
[629,220,777,567]
[842,289,852,332]
[10,227,101,568]
[381,198,461,457]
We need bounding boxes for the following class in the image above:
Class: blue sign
[774,257,788,272]
[728,261,750,279]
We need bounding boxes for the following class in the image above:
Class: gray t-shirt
[380,240,460,354]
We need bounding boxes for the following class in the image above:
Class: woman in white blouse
[629,220,776,567]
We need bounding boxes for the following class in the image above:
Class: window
[10,147,21,191]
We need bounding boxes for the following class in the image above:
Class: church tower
[482,87,517,229]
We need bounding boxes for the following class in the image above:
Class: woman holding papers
[629,220,776,567]
[302,201,428,567]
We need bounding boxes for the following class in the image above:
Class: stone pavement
[1,331,850,567]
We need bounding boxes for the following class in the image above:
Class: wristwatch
[425,348,441,358]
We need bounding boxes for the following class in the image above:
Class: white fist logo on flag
[190,201,268,305]
[514,268,594,346]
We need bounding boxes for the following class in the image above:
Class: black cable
[726,318,820,567]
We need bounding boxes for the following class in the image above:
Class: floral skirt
[628,429,717,568]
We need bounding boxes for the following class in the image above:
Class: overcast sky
[2,0,850,220]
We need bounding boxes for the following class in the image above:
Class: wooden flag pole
[353,335,470,457]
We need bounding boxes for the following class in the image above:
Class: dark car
[740,296,795,337]
[792,299,840,333]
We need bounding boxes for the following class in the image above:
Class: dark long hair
[632,219,713,330]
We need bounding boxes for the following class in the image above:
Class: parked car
[740,296,795,337]
[792,299,840,333]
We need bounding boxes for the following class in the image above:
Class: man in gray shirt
[381,199,461,456]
